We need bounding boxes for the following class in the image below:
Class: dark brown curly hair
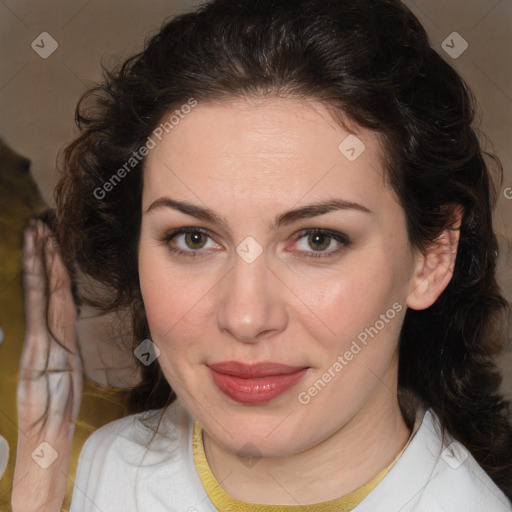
[53,0,512,499]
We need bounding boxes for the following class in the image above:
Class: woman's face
[139,96,420,457]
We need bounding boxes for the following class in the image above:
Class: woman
[13,0,512,510]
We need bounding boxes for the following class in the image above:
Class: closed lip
[207,361,308,378]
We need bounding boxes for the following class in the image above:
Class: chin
[204,407,312,458]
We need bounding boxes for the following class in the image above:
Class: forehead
[142,97,392,216]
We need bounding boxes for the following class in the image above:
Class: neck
[202,373,410,505]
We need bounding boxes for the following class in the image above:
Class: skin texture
[13,96,460,510]
[138,96,460,504]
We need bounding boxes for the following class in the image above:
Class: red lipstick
[208,361,309,404]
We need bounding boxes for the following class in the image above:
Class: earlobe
[406,205,463,311]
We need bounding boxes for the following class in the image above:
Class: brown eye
[307,232,331,251]
[184,231,208,250]
[162,227,219,258]
[294,229,349,259]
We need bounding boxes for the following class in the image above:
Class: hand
[12,220,83,512]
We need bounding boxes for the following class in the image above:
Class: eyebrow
[145,197,371,230]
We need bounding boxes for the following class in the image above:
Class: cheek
[138,267,198,383]
[139,246,179,342]
[312,264,400,330]
[298,251,409,372]
[138,248,214,353]
[297,266,406,406]
[138,260,167,335]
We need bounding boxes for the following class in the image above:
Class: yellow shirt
[192,420,414,512]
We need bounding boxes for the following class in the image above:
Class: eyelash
[160,227,349,260]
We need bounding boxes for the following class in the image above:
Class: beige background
[0,0,511,506]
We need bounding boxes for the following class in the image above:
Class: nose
[216,250,288,344]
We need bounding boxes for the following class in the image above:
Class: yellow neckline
[192,421,413,511]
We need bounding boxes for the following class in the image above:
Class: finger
[22,223,48,337]
[16,374,48,427]
[45,231,79,359]
[20,222,50,372]
[46,370,83,432]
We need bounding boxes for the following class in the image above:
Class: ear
[406,205,464,311]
